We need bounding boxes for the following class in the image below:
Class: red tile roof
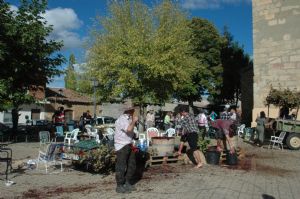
[46,88,93,104]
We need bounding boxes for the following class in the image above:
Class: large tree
[64,54,77,90]
[87,0,196,109]
[216,27,253,105]
[0,0,65,130]
[175,17,223,108]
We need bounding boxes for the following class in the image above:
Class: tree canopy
[174,17,223,106]
[216,27,252,105]
[0,0,65,128]
[64,54,77,90]
[87,0,196,105]
[266,87,300,110]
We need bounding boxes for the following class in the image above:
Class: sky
[6,0,253,88]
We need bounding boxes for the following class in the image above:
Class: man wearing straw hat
[114,105,138,193]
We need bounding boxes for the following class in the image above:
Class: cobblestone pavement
[1,140,300,199]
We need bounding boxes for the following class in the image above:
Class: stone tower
[252,0,300,124]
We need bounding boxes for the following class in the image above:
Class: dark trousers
[115,144,136,186]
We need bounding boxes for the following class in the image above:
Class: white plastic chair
[139,133,146,140]
[85,125,101,143]
[64,128,80,146]
[269,131,286,150]
[105,127,115,141]
[36,143,63,174]
[166,128,176,137]
[146,127,160,146]
[237,124,246,137]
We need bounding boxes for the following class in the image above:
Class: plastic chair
[105,127,115,141]
[268,131,286,150]
[64,128,80,146]
[139,134,146,140]
[237,124,246,137]
[39,131,50,146]
[166,128,176,137]
[85,125,101,144]
[146,127,160,146]
[36,143,63,174]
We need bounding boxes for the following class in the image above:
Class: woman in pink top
[210,119,236,154]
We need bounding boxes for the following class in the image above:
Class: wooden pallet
[146,155,182,167]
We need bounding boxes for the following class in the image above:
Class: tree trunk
[138,104,146,132]
[188,100,194,115]
[12,107,20,137]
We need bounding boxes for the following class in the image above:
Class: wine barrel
[151,137,175,156]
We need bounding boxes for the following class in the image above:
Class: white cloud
[9,5,18,12]
[47,75,65,88]
[182,0,252,10]
[10,4,84,50]
[42,7,83,50]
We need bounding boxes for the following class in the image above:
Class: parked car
[94,116,116,130]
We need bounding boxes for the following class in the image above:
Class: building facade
[252,0,300,124]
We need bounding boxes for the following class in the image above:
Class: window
[97,118,104,125]
[104,117,115,124]
[31,109,41,120]
[3,111,12,123]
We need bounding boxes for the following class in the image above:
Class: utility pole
[92,79,98,119]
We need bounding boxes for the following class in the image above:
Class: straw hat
[124,107,135,113]
[121,105,136,113]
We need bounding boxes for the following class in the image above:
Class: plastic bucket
[226,151,238,165]
[205,147,221,165]
[152,137,175,156]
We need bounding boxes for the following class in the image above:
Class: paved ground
[1,140,300,199]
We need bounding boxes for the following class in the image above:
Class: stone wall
[252,0,300,124]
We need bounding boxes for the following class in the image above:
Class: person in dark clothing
[177,106,203,169]
[52,107,65,136]
[83,110,92,125]
[256,111,267,147]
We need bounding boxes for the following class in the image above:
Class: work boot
[124,181,137,191]
[116,185,131,193]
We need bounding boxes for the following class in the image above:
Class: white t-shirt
[114,114,134,151]
[230,113,237,121]
[196,113,208,127]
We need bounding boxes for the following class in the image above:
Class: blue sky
[7,0,252,88]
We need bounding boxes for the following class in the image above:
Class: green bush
[197,137,210,153]
[75,145,115,174]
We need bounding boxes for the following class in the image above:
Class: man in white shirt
[114,106,138,193]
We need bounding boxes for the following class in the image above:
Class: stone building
[252,0,300,125]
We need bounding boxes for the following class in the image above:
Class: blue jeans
[56,126,64,137]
